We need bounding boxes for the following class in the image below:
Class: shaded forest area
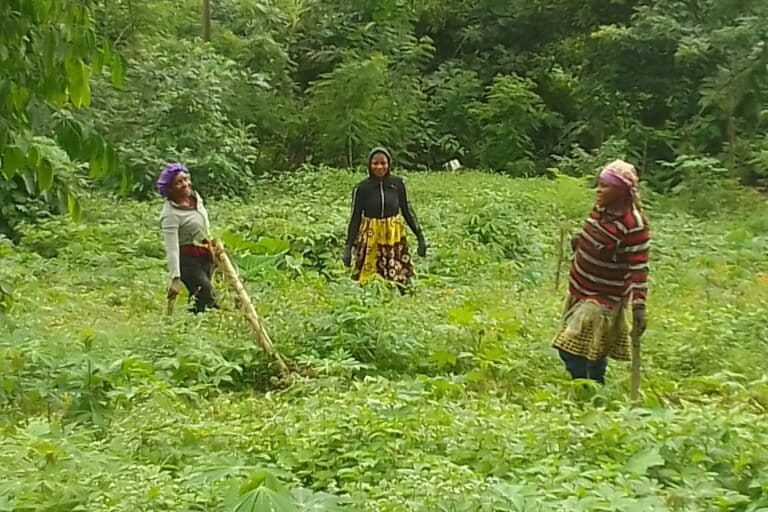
[2,0,768,236]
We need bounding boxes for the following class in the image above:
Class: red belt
[179,242,211,258]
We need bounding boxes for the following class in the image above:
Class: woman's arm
[397,180,424,241]
[345,184,363,248]
[161,214,181,280]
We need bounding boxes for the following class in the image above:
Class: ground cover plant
[1,170,768,511]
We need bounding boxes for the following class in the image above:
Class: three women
[157,153,650,387]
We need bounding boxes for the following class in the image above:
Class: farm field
[2,170,768,511]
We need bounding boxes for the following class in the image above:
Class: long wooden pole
[554,225,566,291]
[211,240,291,380]
[630,330,642,402]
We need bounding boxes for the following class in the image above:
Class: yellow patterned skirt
[552,297,631,361]
[353,216,414,285]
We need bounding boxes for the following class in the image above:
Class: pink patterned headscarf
[599,159,639,197]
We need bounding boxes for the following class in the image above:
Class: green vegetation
[2,0,768,509]
[2,172,768,510]
[4,0,768,238]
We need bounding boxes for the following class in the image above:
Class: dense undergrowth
[1,171,768,511]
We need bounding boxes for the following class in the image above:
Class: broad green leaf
[66,58,91,108]
[235,487,296,512]
[26,145,41,167]
[2,146,25,179]
[111,54,126,88]
[77,63,92,108]
[625,447,665,476]
[8,84,30,114]
[292,488,348,511]
[258,237,291,255]
[93,48,105,75]
[37,159,54,191]
[68,193,81,222]
[102,40,112,63]
[429,350,457,368]
[106,145,120,174]
[45,83,69,108]
[89,155,103,178]
[80,134,104,162]
[26,421,52,437]
[447,306,474,325]
[236,471,296,512]
[56,188,67,213]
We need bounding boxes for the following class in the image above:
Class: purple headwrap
[599,160,639,197]
[155,163,189,197]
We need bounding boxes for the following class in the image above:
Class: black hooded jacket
[345,148,424,247]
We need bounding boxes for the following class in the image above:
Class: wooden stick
[630,330,642,403]
[211,240,291,380]
[554,225,566,292]
[166,297,175,316]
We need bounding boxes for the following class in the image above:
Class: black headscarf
[367,146,392,177]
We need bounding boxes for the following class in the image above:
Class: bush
[90,40,262,198]
[470,74,547,175]
[651,154,729,194]
[552,137,636,178]
[746,136,768,186]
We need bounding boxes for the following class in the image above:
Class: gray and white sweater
[159,192,211,280]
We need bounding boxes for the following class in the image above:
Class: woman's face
[369,153,389,178]
[170,172,191,200]
[595,179,625,209]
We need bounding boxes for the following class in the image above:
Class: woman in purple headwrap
[157,163,217,314]
[552,160,650,384]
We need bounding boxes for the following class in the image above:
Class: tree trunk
[346,134,353,168]
[202,0,211,41]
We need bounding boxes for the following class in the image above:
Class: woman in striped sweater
[553,160,649,384]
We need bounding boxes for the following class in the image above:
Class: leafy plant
[470,74,547,175]
[2,171,768,510]
[0,0,124,237]
[90,39,262,198]
[653,154,729,193]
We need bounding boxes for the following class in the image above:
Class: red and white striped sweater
[569,206,650,308]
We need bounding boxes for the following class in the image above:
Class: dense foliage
[1,1,768,509]
[2,172,768,510]
[0,0,125,237]
[2,0,767,232]
[86,0,768,191]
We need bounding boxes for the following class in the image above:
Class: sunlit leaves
[65,58,92,108]
[0,0,125,235]
[234,471,296,512]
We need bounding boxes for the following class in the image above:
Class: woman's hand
[417,238,428,257]
[632,307,647,338]
[167,278,182,300]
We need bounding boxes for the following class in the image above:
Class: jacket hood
[367,146,392,178]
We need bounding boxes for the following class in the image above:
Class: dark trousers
[558,349,607,384]
[180,253,217,314]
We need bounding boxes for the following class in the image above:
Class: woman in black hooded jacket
[342,147,427,286]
